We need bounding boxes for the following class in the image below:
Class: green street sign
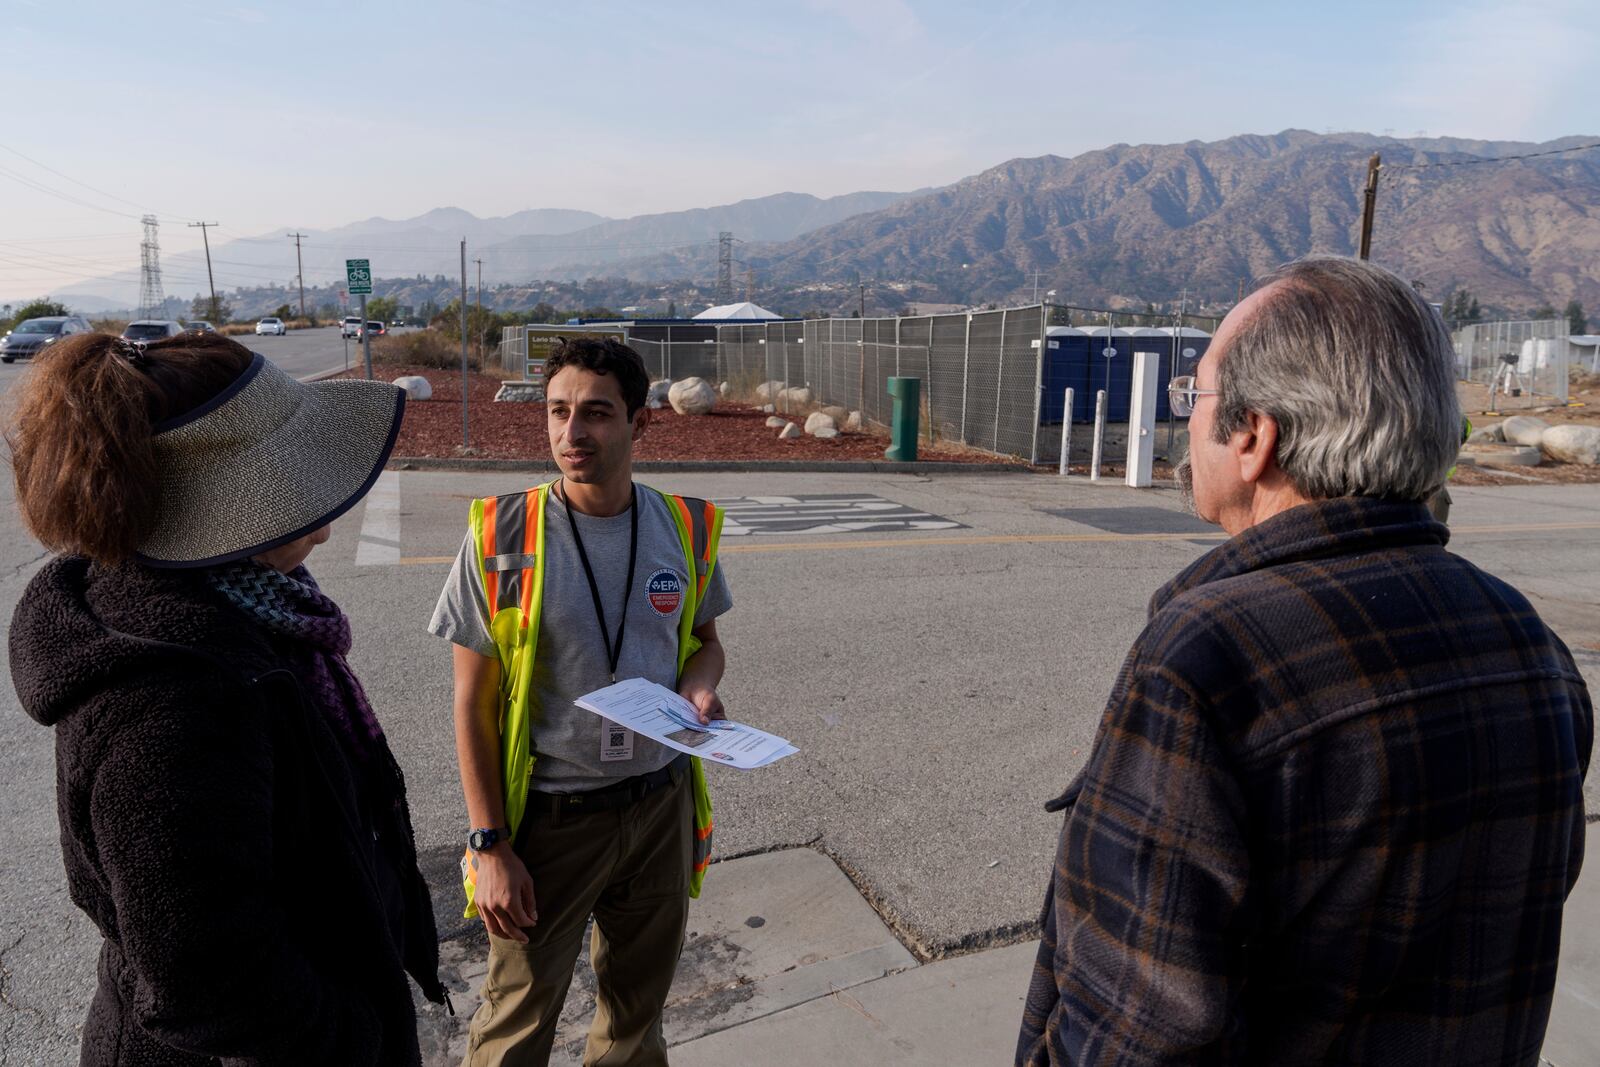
[345,258,372,295]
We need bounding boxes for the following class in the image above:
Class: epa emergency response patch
[645,568,684,617]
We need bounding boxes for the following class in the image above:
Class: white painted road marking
[356,470,401,565]
[715,494,964,536]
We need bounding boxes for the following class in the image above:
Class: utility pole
[1357,153,1382,260]
[1032,269,1042,304]
[745,267,753,303]
[460,239,470,449]
[287,232,309,317]
[188,222,219,321]
[858,277,866,319]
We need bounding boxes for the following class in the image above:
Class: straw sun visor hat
[138,352,405,567]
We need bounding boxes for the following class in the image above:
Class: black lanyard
[559,480,639,682]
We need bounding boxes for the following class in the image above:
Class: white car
[255,317,287,336]
[340,315,363,339]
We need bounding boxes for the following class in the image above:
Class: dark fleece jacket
[11,557,445,1066]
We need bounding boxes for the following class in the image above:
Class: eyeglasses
[1167,375,1219,418]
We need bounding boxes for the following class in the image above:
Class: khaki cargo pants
[464,771,695,1067]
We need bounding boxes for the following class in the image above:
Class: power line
[1384,140,1600,170]
[0,141,191,220]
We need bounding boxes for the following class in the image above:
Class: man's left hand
[680,684,726,726]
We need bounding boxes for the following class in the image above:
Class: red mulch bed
[341,365,1011,464]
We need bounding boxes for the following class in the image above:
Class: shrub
[371,328,481,371]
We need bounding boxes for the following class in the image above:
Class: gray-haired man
[1019,257,1591,1065]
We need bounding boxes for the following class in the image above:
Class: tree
[1565,299,1588,335]
[530,301,557,323]
[1530,303,1557,321]
[366,296,398,323]
[190,293,233,323]
[10,298,70,323]
[666,299,677,318]
[273,303,293,320]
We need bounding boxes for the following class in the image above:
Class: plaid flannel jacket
[1018,498,1592,1066]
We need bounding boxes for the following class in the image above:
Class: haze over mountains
[44,130,1600,316]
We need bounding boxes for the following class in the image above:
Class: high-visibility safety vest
[458,481,723,919]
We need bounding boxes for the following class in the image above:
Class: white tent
[693,301,782,320]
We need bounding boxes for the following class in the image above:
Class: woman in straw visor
[7,332,447,1065]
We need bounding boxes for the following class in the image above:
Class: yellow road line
[393,520,1600,565]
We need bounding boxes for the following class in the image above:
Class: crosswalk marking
[714,494,964,537]
[355,470,401,565]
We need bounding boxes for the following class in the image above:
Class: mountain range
[40,130,1600,317]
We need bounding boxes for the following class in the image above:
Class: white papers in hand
[574,678,798,771]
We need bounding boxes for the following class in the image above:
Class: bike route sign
[345,259,372,295]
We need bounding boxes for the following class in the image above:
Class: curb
[387,457,1032,475]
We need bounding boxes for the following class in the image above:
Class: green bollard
[885,376,920,462]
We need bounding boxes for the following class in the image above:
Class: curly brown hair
[7,332,254,563]
[543,336,650,417]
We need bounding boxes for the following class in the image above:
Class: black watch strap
[468,826,511,852]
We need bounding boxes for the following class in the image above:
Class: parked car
[341,315,363,339]
[255,316,287,336]
[1,315,92,362]
[122,320,188,343]
[185,321,217,334]
[360,320,387,339]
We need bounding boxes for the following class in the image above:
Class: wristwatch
[467,826,511,852]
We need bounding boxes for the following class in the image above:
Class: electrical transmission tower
[716,232,734,306]
[137,215,165,321]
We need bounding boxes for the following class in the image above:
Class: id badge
[601,724,635,762]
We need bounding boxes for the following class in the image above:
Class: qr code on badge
[610,729,626,747]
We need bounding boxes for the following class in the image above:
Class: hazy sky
[3,0,1596,301]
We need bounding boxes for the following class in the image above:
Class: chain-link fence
[1453,319,1572,406]
[500,305,1219,463]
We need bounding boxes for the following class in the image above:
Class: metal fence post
[1029,304,1045,465]
[1089,389,1107,481]
[994,310,1008,452]
[961,313,972,446]
[1059,387,1074,476]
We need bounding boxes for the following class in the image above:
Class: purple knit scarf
[207,561,402,807]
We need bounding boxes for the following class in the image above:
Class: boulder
[393,375,432,401]
[1501,415,1550,447]
[844,410,864,432]
[760,404,775,414]
[754,380,784,402]
[668,377,717,416]
[765,416,787,429]
[804,411,837,436]
[813,427,840,440]
[1466,422,1503,444]
[781,386,814,407]
[1467,445,1542,468]
[1539,424,1600,465]
[494,380,543,402]
[718,381,731,397]
[778,422,801,440]
[820,404,849,425]
[646,379,672,410]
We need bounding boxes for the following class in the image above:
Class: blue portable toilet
[1041,326,1092,423]
[1082,326,1137,421]
[1153,327,1211,420]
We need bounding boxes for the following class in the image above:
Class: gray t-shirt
[429,485,732,792]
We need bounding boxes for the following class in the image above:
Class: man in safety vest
[428,335,732,1066]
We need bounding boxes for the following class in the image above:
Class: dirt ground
[349,366,1014,465]
[1453,371,1600,485]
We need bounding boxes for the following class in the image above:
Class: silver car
[255,317,287,336]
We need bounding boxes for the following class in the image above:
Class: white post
[1089,389,1107,482]
[1125,349,1159,487]
[1058,387,1074,476]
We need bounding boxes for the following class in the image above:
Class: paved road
[1,471,1596,1060]
[0,325,372,400]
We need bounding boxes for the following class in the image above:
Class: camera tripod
[1486,354,1525,412]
